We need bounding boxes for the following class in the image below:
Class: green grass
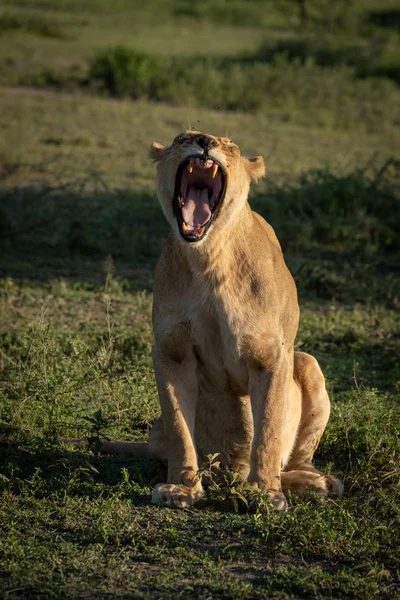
[0,12,67,39]
[84,45,400,125]
[1,0,400,130]
[1,0,400,597]
[0,88,399,597]
[1,279,399,597]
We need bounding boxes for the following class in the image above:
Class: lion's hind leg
[282,352,343,498]
[281,470,343,497]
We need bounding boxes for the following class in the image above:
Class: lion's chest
[187,295,251,395]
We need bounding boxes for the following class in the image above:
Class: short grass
[1,1,400,597]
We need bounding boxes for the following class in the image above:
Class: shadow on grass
[0,182,168,289]
[251,163,400,307]
[0,162,399,305]
[226,37,400,85]
[367,8,400,30]
[301,325,400,394]
[0,441,166,503]
[0,12,68,39]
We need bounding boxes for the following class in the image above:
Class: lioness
[64,131,342,509]
[145,131,342,509]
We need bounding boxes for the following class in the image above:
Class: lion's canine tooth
[198,226,205,236]
[212,164,218,178]
[188,160,193,174]
[182,222,189,232]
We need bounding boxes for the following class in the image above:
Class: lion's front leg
[151,344,204,508]
[248,344,293,511]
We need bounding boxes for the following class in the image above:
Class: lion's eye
[174,134,186,144]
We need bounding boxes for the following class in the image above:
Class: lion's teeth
[212,164,218,178]
[187,161,193,173]
[198,226,205,236]
[182,222,189,232]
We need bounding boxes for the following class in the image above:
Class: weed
[82,409,113,455]
[194,454,276,514]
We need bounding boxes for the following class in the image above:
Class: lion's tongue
[181,187,211,228]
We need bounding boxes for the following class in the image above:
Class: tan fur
[147,131,342,509]
[62,131,342,509]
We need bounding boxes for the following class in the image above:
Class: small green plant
[196,454,276,514]
[82,408,113,456]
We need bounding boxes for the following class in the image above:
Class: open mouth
[174,156,226,242]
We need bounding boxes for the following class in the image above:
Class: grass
[1,0,400,130]
[1,278,399,597]
[0,88,399,598]
[1,0,400,597]
[85,45,400,123]
[0,12,67,39]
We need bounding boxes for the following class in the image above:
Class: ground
[0,1,400,598]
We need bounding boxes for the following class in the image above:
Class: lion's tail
[58,438,149,458]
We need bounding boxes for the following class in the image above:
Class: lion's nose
[197,135,218,150]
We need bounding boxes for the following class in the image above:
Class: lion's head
[150,131,265,244]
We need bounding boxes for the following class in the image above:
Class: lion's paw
[266,490,288,511]
[151,483,205,508]
[326,475,344,496]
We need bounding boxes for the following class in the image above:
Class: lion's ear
[243,156,265,182]
[150,141,166,162]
